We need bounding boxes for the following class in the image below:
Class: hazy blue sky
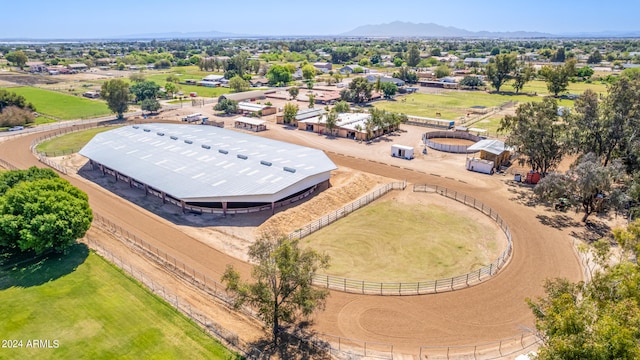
[2,0,638,38]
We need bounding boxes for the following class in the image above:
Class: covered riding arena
[79,123,337,214]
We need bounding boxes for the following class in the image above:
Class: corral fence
[419,331,540,359]
[288,181,407,240]
[89,213,332,360]
[423,131,483,154]
[308,184,513,296]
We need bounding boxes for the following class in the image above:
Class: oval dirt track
[1,127,583,354]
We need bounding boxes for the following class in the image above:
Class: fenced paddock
[423,131,483,154]
[307,184,513,296]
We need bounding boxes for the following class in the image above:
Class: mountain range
[340,21,552,38]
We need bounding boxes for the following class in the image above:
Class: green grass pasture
[0,244,237,359]
[300,199,502,282]
[8,87,111,120]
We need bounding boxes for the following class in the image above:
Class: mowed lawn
[0,245,238,359]
[35,126,116,155]
[8,87,111,120]
[374,91,575,121]
[300,200,502,282]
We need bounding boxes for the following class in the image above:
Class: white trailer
[391,144,414,160]
[466,158,494,174]
[182,113,202,122]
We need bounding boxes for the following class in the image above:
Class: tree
[101,79,129,118]
[539,59,576,96]
[229,75,250,93]
[308,94,315,108]
[485,53,517,92]
[550,47,566,63]
[342,77,373,104]
[214,99,238,115]
[459,76,485,90]
[129,73,146,83]
[266,65,293,86]
[332,72,343,84]
[527,220,640,359]
[222,234,329,344]
[164,82,179,98]
[499,98,566,176]
[302,64,316,88]
[333,100,349,113]
[434,65,450,79]
[325,110,338,136]
[282,102,298,124]
[5,51,28,68]
[587,50,603,64]
[392,66,418,83]
[512,62,535,94]
[130,80,160,102]
[406,44,421,67]
[0,169,92,254]
[575,66,595,80]
[141,98,161,114]
[166,74,180,83]
[0,106,35,127]
[0,89,35,112]
[287,86,299,101]
[380,82,398,99]
[535,153,627,222]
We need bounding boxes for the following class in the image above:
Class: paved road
[0,121,583,354]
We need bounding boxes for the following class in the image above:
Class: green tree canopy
[534,153,628,222]
[380,82,398,99]
[459,75,485,89]
[5,51,28,68]
[406,44,421,67]
[539,59,576,96]
[587,50,603,64]
[0,169,92,254]
[512,62,535,94]
[340,77,373,104]
[214,99,238,115]
[288,86,299,100]
[333,100,350,113]
[500,98,566,176]
[0,89,35,112]
[141,98,161,113]
[282,102,298,124]
[101,79,130,119]
[266,65,293,86]
[485,53,517,92]
[130,80,160,102]
[528,219,640,359]
[229,75,250,93]
[222,234,330,344]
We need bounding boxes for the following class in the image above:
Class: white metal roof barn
[79,123,337,210]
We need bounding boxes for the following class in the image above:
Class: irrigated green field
[8,87,111,120]
[0,244,238,359]
[300,199,503,282]
[374,91,575,121]
[35,126,116,155]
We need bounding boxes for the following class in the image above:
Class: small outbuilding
[234,116,267,132]
[391,144,414,160]
[466,139,512,173]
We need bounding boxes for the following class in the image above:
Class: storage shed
[391,144,414,160]
[466,139,512,172]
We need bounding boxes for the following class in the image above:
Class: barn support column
[88,160,94,171]
[99,164,105,176]
[222,202,227,216]
[144,184,148,197]
[128,177,132,188]
[181,200,186,214]
[271,202,275,215]
[162,192,166,204]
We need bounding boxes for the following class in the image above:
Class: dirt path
[0,122,585,356]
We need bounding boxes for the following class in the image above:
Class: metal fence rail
[309,184,513,296]
[289,181,407,240]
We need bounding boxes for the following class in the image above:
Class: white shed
[391,144,414,160]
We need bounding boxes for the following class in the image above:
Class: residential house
[68,63,88,71]
[313,62,332,73]
[463,57,490,66]
[366,75,405,87]
[338,65,371,74]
